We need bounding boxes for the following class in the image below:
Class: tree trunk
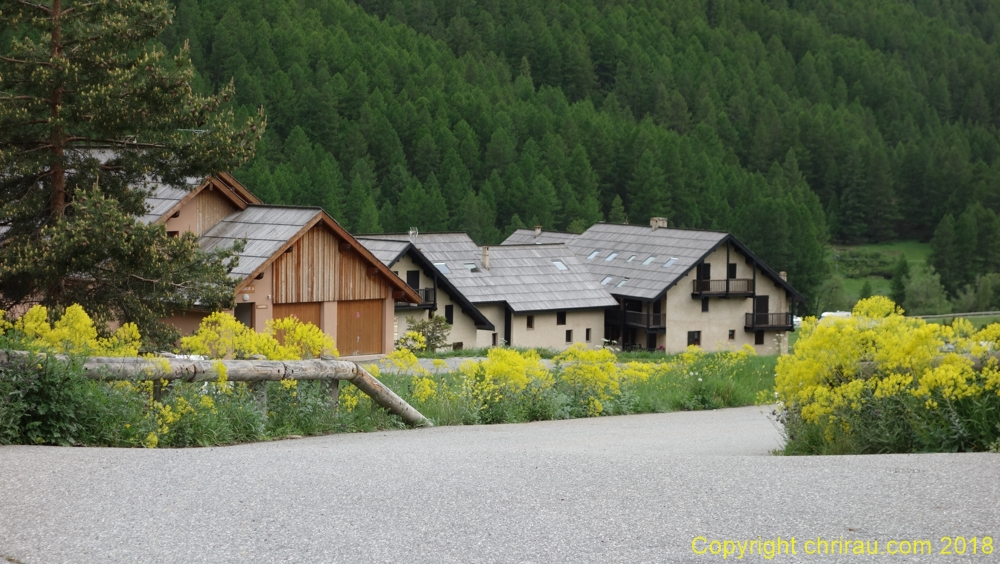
[50,0,66,219]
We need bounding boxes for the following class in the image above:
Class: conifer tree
[890,254,910,306]
[0,0,264,346]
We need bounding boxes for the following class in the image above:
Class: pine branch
[0,56,53,67]
[12,0,52,14]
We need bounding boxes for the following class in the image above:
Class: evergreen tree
[609,195,626,224]
[890,254,910,306]
[929,214,960,295]
[0,0,263,345]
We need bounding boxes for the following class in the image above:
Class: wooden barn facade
[143,175,419,357]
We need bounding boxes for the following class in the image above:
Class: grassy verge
[1,349,777,446]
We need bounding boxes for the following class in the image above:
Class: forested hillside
[158,0,1000,305]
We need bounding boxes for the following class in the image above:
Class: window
[453,342,464,351]
[586,328,592,342]
[445,305,454,324]
[601,276,614,285]
[626,254,637,263]
[687,331,701,347]
[755,330,765,345]
[406,270,420,289]
[728,263,738,279]
[556,311,567,325]
[527,315,534,329]
[663,257,678,268]
[167,231,179,238]
[552,260,568,271]
[565,329,573,343]
[701,298,709,312]
[587,250,600,259]
[434,262,451,274]
[642,256,656,265]
[728,330,736,341]
[605,252,619,261]
[615,278,629,288]
[464,262,480,272]
[492,333,498,347]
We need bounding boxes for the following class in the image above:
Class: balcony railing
[692,278,754,297]
[396,287,436,307]
[607,310,664,328]
[744,312,793,331]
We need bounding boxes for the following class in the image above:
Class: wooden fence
[0,351,431,427]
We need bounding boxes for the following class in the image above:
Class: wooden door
[273,302,322,328]
[337,299,384,356]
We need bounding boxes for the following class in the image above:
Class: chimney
[534,225,542,237]
[779,271,787,281]
[408,227,418,243]
[482,246,490,270]
[650,217,668,231]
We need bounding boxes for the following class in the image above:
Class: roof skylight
[601,276,614,285]
[434,263,451,274]
[626,254,637,263]
[464,262,480,273]
[553,260,568,271]
[605,252,619,261]
[615,278,629,288]
[587,250,600,260]
[663,257,678,268]
[642,256,656,266]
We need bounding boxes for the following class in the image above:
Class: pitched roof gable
[504,223,803,302]
[356,237,496,330]
[360,233,617,312]
[199,206,420,303]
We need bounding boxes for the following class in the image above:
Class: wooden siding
[273,302,322,328]
[195,188,238,235]
[337,299,383,355]
[337,245,390,301]
[273,227,340,304]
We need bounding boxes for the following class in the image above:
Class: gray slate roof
[504,224,730,300]
[200,206,320,279]
[355,238,410,266]
[360,233,617,312]
[505,223,804,302]
[138,178,203,224]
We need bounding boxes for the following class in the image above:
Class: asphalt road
[1,406,998,563]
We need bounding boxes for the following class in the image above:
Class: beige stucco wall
[510,309,605,350]
[659,245,790,355]
[390,253,483,351]
[474,304,506,348]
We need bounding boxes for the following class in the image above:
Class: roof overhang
[154,174,260,225]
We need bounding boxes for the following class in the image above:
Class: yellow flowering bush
[555,344,620,415]
[5,304,141,356]
[180,312,338,361]
[776,297,1000,454]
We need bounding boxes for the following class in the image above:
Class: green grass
[832,240,931,267]
[921,314,1000,329]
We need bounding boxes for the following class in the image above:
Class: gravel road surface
[1,406,997,563]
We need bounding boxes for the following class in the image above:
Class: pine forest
[112,0,1000,304]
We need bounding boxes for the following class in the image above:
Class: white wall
[510,309,605,350]
[391,253,484,351]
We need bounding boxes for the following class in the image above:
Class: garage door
[337,299,384,356]
[273,302,322,328]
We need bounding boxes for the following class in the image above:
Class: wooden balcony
[744,312,793,331]
[692,278,754,298]
[396,287,436,308]
[607,309,665,329]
